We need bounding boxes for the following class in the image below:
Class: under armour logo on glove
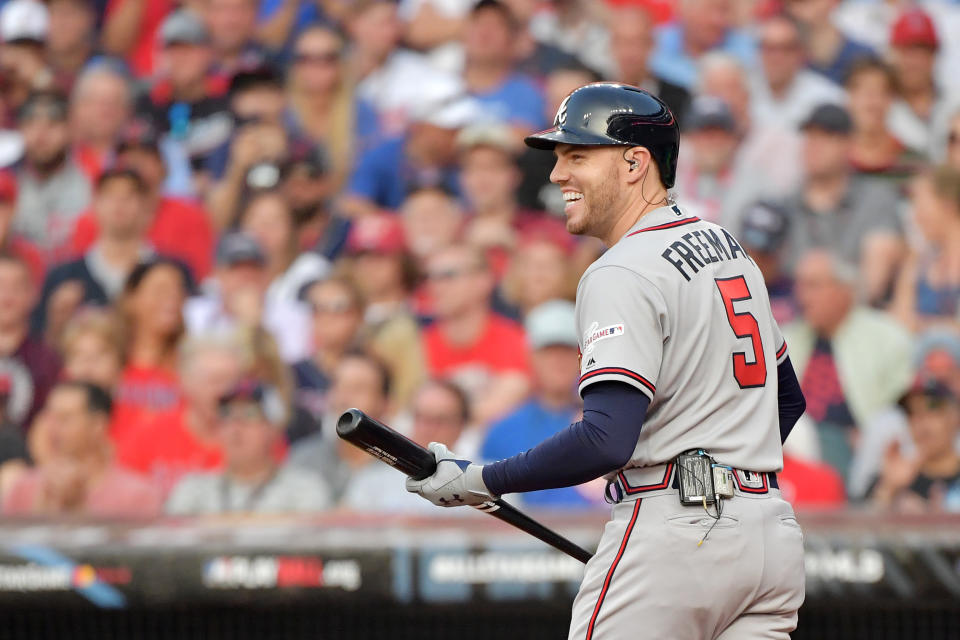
[405,442,498,507]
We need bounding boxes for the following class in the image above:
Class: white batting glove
[405,442,497,507]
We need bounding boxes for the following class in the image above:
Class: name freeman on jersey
[660,227,751,282]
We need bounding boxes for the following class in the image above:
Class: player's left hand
[405,442,497,507]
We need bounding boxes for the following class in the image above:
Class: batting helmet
[524,83,680,188]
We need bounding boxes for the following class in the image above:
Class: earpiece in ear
[629,161,639,172]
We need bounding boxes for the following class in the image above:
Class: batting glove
[405,442,497,507]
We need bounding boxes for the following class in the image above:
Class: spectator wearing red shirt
[0,253,61,433]
[422,243,531,426]
[111,258,192,446]
[778,453,846,508]
[3,381,162,518]
[0,171,44,286]
[70,128,215,280]
[114,333,247,495]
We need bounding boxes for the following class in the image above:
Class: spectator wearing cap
[238,188,330,306]
[347,0,463,138]
[783,0,875,86]
[0,171,43,285]
[891,165,960,331]
[342,90,480,217]
[481,300,599,508]
[32,169,160,336]
[292,276,364,424]
[422,243,532,427]
[781,103,904,303]
[281,146,351,262]
[100,0,173,78]
[647,0,756,91]
[344,213,426,409]
[139,9,232,188]
[70,125,215,280]
[887,7,946,156]
[526,0,612,78]
[285,26,381,191]
[184,231,311,363]
[68,64,134,181]
[3,381,163,517]
[459,122,568,278]
[605,5,690,126]
[869,380,960,512]
[0,0,54,109]
[202,0,268,76]
[738,200,795,325]
[489,0,580,80]
[672,96,741,224]
[46,0,98,92]
[12,90,92,261]
[784,249,913,482]
[459,0,545,135]
[749,14,846,131]
[165,378,332,515]
[0,252,61,433]
[845,58,924,185]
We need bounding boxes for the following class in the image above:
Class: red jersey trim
[626,217,700,236]
[585,499,642,640]
[579,367,655,395]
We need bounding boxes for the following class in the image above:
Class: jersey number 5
[715,276,766,388]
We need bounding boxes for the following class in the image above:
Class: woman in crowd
[892,165,960,331]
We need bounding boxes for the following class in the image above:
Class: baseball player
[406,83,807,639]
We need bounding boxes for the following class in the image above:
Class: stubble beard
[566,173,620,240]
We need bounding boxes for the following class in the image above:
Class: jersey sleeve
[772,317,788,366]
[576,266,668,401]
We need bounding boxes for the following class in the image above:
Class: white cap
[1,0,48,44]
[525,299,578,350]
[410,75,485,130]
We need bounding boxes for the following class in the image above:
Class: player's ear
[623,147,651,185]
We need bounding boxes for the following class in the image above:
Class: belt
[605,462,779,504]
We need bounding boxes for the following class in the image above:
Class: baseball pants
[568,471,805,639]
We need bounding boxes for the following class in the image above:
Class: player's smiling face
[550,143,621,238]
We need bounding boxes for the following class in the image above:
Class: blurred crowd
[0,0,958,520]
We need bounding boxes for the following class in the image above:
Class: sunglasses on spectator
[294,51,340,65]
[309,299,355,314]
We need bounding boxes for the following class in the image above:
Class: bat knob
[336,408,364,438]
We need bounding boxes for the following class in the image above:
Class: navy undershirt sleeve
[481,382,650,496]
[777,356,805,444]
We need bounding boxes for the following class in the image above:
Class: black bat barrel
[336,408,437,480]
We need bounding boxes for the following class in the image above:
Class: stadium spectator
[142,9,231,184]
[778,452,847,508]
[738,201,797,326]
[422,243,531,426]
[781,103,904,302]
[71,126,215,280]
[293,276,364,423]
[68,64,134,181]
[280,146,351,261]
[3,381,162,517]
[845,58,922,184]
[289,351,394,502]
[202,0,266,75]
[498,0,581,79]
[400,187,464,275]
[482,300,599,508]
[891,166,960,331]
[870,380,960,513]
[46,0,98,91]
[32,169,155,337]
[501,237,577,318]
[111,258,192,443]
[343,91,479,216]
[0,0,53,112]
[344,214,425,410]
[100,0,173,78]
[784,0,874,86]
[527,0,611,77]
[606,5,690,125]
[184,231,311,363]
[60,308,125,392]
[460,0,545,134]
[0,171,43,285]
[166,378,331,514]
[12,91,91,261]
[785,249,913,481]
[340,378,475,513]
[648,0,756,90]
[285,26,379,190]
[750,14,846,131]
[347,0,460,138]
[238,189,330,306]
[114,333,248,494]
[0,253,61,432]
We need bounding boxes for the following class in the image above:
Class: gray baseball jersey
[575,203,789,472]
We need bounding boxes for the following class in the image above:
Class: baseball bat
[336,408,593,564]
